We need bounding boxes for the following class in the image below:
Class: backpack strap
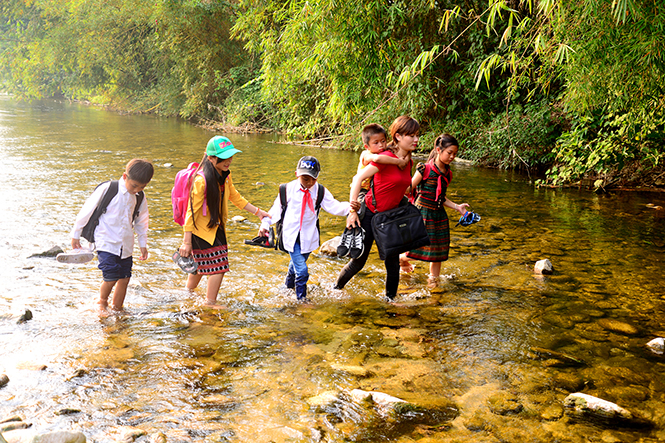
[81,180,119,243]
[278,183,288,222]
[314,183,325,212]
[132,191,145,222]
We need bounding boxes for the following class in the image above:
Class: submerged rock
[349,389,409,415]
[598,318,639,335]
[487,391,523,415]
[646,337,664,355]
[1,421,31,433]
[329,363,370,377]
[231,215,246,223]
[306,391,341,411]
[530,346,586,367]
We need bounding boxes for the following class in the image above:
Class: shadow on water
[1,96,665,442]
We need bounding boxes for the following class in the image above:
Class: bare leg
[186,273,203,290]
[99,280,116,311]
[205,273,225,308]
[399,254,414,273]
[427,262,442,288]
[111,277,130,310]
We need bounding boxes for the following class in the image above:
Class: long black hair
[191,154,229,229]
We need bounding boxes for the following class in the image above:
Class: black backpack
[81,180,144,243]
[274,183,325,252]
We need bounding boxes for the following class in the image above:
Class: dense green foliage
[1,0,663,188]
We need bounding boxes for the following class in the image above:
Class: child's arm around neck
[366,149,409,169]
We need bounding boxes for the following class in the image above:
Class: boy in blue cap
[259,156,360,301]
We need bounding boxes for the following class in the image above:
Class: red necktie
[300,188,315,229]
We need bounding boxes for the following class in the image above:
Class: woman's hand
[346,211,360,228]
[258,227,268,237]
[257,209,269,220]
[179,243,193,258]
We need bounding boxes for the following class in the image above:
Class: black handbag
[370,197,430,260]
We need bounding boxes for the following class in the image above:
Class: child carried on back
[259,156,360,301]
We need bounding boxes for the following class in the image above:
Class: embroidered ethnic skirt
[190,227,229,275]
[405,205,450,262]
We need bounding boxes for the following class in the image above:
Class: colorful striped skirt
[190,228,229,275]
[405,206,450,262]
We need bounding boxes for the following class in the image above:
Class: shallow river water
[1,96,664,443]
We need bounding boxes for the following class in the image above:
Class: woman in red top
[334,116,419,300]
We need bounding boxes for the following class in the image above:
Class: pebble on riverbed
[534,259,553,275]
[646,337,664,355]
[0,374,8,388]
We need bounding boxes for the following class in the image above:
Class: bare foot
[204,299,226,309]
[98,307,111,318]
[399,255,414,273]
[427,275,438,289]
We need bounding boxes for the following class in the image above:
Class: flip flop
[244,235,272,248]
[455,211,481,227]
[348,227,365,259]
[56,249,95,264]
[172,251,198,274]
[337,227,353,257]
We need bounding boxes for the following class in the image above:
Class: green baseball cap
[206,136,242,159]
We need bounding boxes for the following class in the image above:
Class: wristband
[349,209,356,213]
[254,207,260,216]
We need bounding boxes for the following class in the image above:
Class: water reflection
[1,96,664,442]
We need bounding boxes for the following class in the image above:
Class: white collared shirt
[260,179,350,253]
[71,178,149,259]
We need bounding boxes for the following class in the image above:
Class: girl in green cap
[178,136,268,308]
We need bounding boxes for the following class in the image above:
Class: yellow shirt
[183,172,249,244]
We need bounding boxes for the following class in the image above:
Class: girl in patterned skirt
[179,136,268,307]
[402,134,470,288]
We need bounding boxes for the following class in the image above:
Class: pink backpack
[171,162,206,226]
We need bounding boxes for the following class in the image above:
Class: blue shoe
[337,227,353,258]
[348,227,365,259]
[455,211,481,227]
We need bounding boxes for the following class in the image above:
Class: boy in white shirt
[71,159,154,314]
[259,156,360,301]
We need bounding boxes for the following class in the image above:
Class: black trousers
[334,209,400,299]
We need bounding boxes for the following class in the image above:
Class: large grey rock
[319,236,341,256]
[28,247,64,258]
[3,430,86,443]
[563,392,649,426]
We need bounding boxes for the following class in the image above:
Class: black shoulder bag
[369,176,430,260]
